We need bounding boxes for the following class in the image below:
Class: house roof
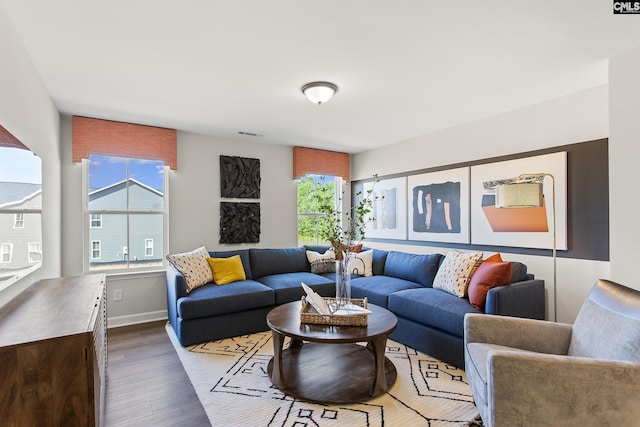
[89,178,163,198]
[0,182,42,208]
[4,2,640,153]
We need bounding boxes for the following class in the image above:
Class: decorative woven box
[300,297,369,326]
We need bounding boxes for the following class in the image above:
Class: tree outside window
[297,175,340,246]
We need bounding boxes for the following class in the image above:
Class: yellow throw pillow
[207,255,246,285]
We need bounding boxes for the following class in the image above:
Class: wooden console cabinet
[0,274,107,426]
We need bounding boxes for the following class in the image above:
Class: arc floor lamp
[496,173,557,322]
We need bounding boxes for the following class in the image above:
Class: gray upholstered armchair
[464,279,640,427]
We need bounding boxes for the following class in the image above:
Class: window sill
[91,268,166,281]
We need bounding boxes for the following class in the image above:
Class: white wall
[0,4,61,308]
[352,86,611,323]
[169,131,298,253]
[60,117,298,326]
[609,46,640,290]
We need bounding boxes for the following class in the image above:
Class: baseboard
[107,310,168,329]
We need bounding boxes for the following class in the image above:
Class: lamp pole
[517,173,556,322]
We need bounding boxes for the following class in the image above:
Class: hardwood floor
[105,321,210,427]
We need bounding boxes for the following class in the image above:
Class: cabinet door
[0,335,90,426]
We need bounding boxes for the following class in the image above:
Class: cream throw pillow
[306,250,336,274]
[433,250,483,297]
[166,246,213,292]
[349,249,374,277]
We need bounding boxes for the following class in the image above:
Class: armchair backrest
[568,279,640,363]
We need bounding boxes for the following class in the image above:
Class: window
[91,241,101,259]
[85,155,167,272]
[297,175,342,246]
[14,213,24,228]
[1,243,13,263]
[0,141,42,287]
[90,214,102,228]
[27,242,42,263]
[145,239,154,257]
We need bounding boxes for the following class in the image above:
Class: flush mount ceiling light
[301,81,338,105]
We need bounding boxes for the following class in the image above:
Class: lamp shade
[302,82,338,105]
[495,182,543,208]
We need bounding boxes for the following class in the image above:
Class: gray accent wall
[352,86,612,324]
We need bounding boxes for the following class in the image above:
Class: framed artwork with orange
[470,152,567,249]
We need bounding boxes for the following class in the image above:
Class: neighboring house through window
[85,155,167,272]
[0,132,43,288]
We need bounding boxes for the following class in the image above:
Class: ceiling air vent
[237,131,263,137]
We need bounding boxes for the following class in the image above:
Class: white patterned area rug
[165,324,481,427]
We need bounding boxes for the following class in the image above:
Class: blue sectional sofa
[166,246,545,368]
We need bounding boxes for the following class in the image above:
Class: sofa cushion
[383,251,442,287]
[388,288,480,337]
[210,249,253,279]
[256,272,334,305]
[207,255,247,285]
[351,275,423,308]
[177,280,274,320]
[166,246,214,292]
[371,249,388,276]
[250,247,309,278]
[510,262,528,283]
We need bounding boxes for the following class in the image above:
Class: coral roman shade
[293,146,350,181]
[72,116,177,170]
[0,125,29,150]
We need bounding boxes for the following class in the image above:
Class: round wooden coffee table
[266,300,398,404]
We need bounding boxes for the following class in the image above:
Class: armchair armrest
[465,313,573,354]
[485,279,545,319]
[488,350,640,426]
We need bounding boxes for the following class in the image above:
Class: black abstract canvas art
[220,202,260,243]
[220,155,261,199]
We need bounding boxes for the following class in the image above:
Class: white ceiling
[3,1,640,153]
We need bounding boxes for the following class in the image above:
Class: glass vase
[335,256,351,308]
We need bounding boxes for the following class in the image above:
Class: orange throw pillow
[468,253,512,311]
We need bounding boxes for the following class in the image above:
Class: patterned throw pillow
[166,246,213,292]
[433,250,483,297]
[349,249,374,277]
[306,250,336,274]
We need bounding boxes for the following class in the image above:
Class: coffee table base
[267,342,397,404]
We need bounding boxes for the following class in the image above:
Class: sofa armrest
[485,278,545,319]
[465,313,573,354]
[488,350,640,426]
[166,264,188,303]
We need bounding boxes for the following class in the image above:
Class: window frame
[91,240,101,260]
[13,213,24,229]
[27,242,41,263]
[144,238,154,257]
[1,243,13,263]
[90,213,102,228]
[82,156,169,274]
[297,174,343,247]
